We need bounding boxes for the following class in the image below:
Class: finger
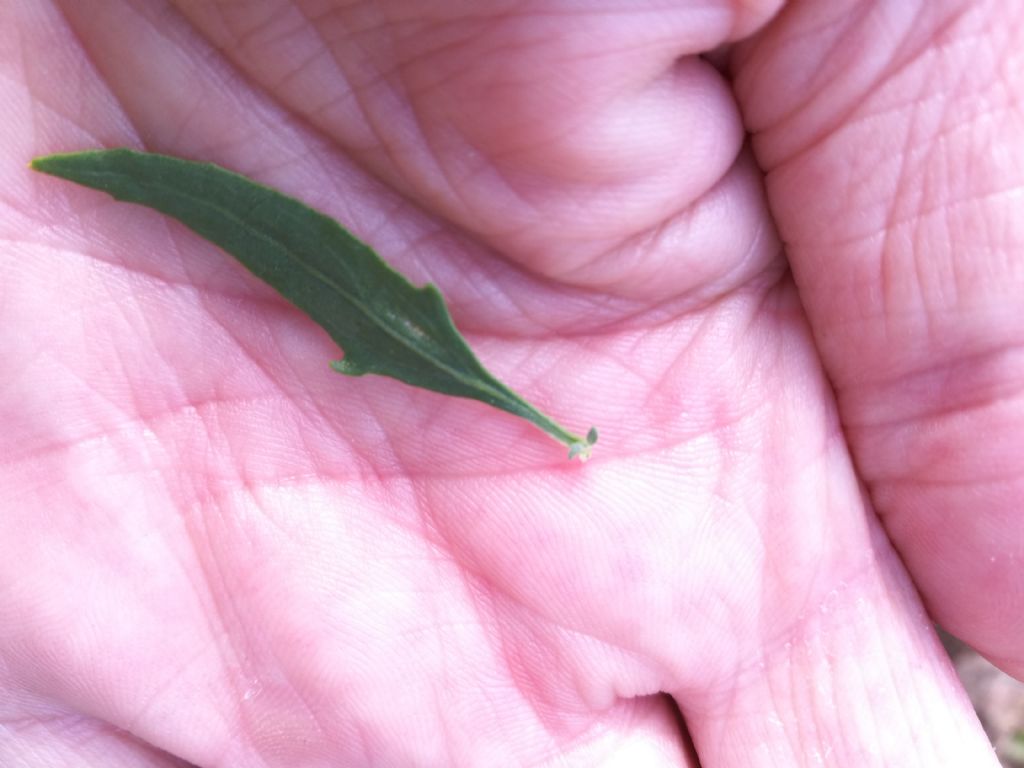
[49,0,747,336]
[161,0,784,301]
[733,0,1024,673]
[679,534,998,766]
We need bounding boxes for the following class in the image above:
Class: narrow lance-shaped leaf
[31,149,597,459]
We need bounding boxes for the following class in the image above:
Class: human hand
[2,2,1020,766]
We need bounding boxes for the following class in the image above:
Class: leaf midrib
[145,175,521,411]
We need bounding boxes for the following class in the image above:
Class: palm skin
[2,1,1021,766]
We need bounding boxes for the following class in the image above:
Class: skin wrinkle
[876,576,941,757]
[747,4,915,169]
[257,634,334,758]
[839,341,1024,428]
[407,66,582,195]
[732,7,844,157]
[461,571,606,733]
[119,645,215,741]
[32,238,213,296]
[464,486,705,694]
[196,276,345,469]
[282,4,382,131]
[0,716,197,768]
[346,403,407,487]
[433,586,478,768]
[12,433,612,485]
[809,636,839,761]
[59,333,141,418]
[209,493,342,716]
[780,4,973,187]
[173,521,263,766]
[879,470,1024,497]
[110,232,206,417]
[389,29,572,227]
[38,527,210,760]
[18,28,43,154]
[938,349,1024,421]
[888,178,1024,236]
[637,331,711,423]
[275,384,347,486]
[778,63,1019,397]
[916,120,960,335]
[878,83,927,336]
[551,163,782,300]
[386,21,504,101]
[101,295,151,424]
[268,42,335,101]
[790,7,921,169]
[180,261,306,395]
[166,89,217,153]
[163,9,245,102]
[504,623,573,734]
[648,304,747,422]
[0,392,278,477]
[297,3,432,193]
[49,3,153,150]
[386,222,514,312]
[746,576,863,760]
[116,3,283,163]
[0,175,46,229]
[232,3,300,58]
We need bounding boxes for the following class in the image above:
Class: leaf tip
[29,152,83,180]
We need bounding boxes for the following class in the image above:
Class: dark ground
[943,632,1024,766]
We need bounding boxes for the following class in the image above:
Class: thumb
[734,0,1024,674]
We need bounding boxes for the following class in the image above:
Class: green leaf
[31,149,596,459]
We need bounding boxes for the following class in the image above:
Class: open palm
[3,2,1021,766]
